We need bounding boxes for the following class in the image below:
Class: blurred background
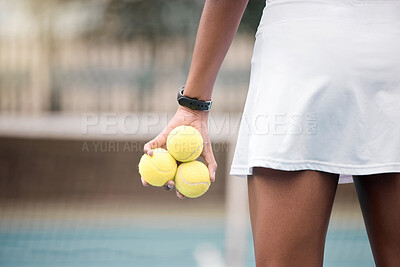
[0,0,374,266]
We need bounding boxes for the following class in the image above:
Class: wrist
[177,105,209,117]
[177,85,213,111]
[177,106,209,126]
[182,86,212,101]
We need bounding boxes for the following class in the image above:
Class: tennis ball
[167,125,203,162]
[174,161,211,198]
[138,148,177,186]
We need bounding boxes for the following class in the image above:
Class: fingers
[163,180,175,191]
[161,181,187,200]
[176,189,185,199]
[141,177,149,187]
[208,163,217,183]
[143,131,168,156]
[142,178,175,190]
[202,140,218,183]
[141,178,185,199]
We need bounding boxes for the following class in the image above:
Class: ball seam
[166,127,187,147]
[148,157,176,174]
[179,145,203,161]
[178,165,210,186]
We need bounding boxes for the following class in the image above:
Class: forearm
[183,0,249,101]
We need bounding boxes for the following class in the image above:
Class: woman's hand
[142,106,218,199]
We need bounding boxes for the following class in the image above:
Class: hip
[251,0,400,81]
[256,0,400,37]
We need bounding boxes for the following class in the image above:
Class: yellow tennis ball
[138,148,177,186]
[174,161,211,198]
[167,125,203,162]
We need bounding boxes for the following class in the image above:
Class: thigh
[353,173,400,267]
[248,167,339,267]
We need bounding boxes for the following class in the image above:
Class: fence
[0,0,262,114]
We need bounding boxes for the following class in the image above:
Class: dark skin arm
[143,0,249,199]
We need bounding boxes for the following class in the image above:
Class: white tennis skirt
[230,0,400,184]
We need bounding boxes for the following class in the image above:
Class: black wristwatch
[177,85,212,111]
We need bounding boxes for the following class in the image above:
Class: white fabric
[230,0,400,184]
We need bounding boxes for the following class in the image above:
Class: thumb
[143,130,168,156]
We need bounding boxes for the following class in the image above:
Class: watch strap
[177,85,212,111]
